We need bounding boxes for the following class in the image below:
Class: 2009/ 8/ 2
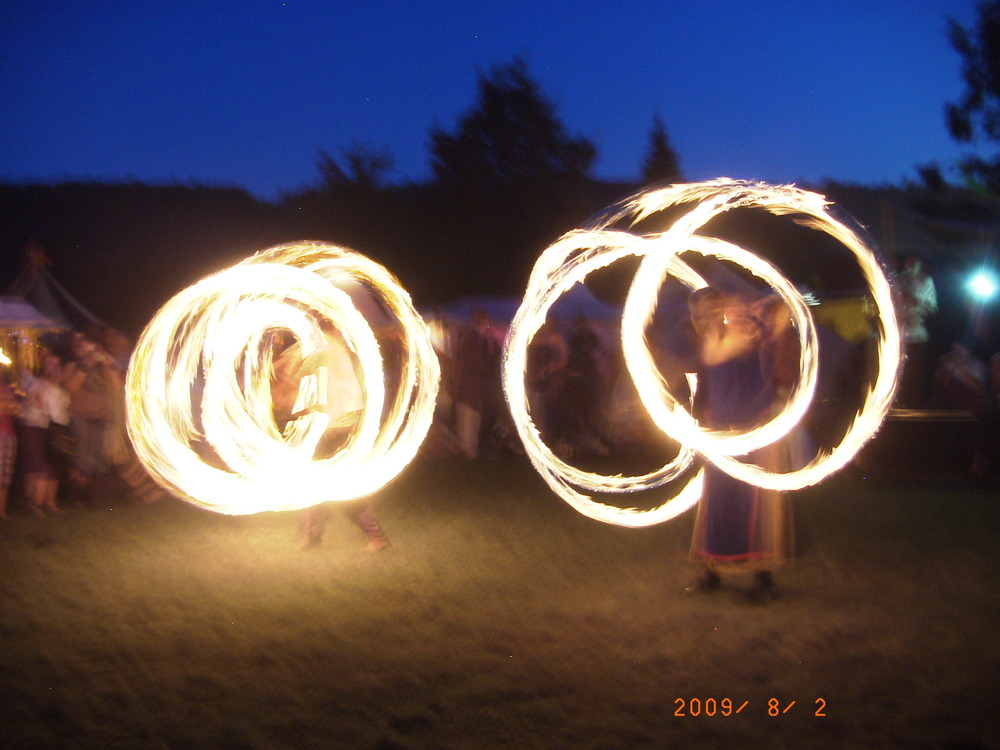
[674,698,827,716]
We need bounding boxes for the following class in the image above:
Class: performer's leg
[748,570,780,604]
[454,402,481,460]
[683,565,721,595]
[347,500,389,553]
[299,504,328,549]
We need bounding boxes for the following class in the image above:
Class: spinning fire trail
[502,180,902,527]
[125,242,440,515]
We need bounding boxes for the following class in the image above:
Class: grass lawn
[1,455,998,749]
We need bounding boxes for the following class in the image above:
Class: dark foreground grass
[1,456,998,750]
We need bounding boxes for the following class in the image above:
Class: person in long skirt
[685,289,795,603]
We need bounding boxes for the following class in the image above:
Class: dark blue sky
[0,0,983,202]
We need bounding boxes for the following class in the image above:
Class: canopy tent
[430,283,622,326]
[0,295,67,373]
[0,296,65,329]
[2,244,105,374]
[5,243,106,331]
[418,284,627,368]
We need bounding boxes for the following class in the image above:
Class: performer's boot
[354,504,389,553]
[684,566,721,596]
[748,570,780,604]
[299,505,327,550]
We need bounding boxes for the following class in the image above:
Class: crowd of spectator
[3,261,998,523]
[0,326,166,518]
[888,254,1000,477]
[427,308,659,462]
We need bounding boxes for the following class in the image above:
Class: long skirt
[689,446,794,574]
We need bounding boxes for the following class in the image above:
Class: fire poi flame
[125,242,440,515]
[502,179,901,527]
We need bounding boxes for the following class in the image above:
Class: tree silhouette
[429,57,595,193]
[946,0,1000,190]
[315,142,395,192]
[640,115,683,185]
[426,57,599,298]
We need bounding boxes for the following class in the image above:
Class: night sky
[0,0,984,202]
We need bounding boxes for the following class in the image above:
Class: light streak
[0,347,10,366]
[125,242,440,515]
[503,179,901,527]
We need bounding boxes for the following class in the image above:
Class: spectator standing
[555,315,610,458]
[525,321,568,444]
[932,340,998,476]
[896,256,938,407]
[98,328,168,504]
[451,309,502,459]
[0,378,18,518]
[61,333,114,500]
[17,352,70,516]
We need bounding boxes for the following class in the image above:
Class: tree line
[0,58,685,336]
[5,6,1000,339]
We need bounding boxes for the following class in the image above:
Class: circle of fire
[503,179,901,527]
[125,242,440,515]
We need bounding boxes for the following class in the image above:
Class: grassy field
[1,455,998,750]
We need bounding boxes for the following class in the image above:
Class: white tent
[432,283,622,326]
[0,295,67,373]
[0,296,65,329]
[6,244,106,330]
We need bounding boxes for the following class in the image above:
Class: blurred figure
[272,323,389,553]
[751,295,804,583]
[98,328,168,504]
[685,289,794,604]
[755,294,813,472]
[526,321,568,444]
[0,377,18,518]
[554,315,610,458]
[413,313,462,458]
[17,351,71,516]
[896,256,938,407]
[451,309,501,459]
[61,333,115,501]
[992,351,1000,403]
[931,340,998,476]
[988,351,1000,475]
[979,350,1000,477]
[932,340,991,413]
[101,327,133,371]
[41,353,76,501]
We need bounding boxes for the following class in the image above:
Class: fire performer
[271,320,389,553]
[684,288,795,603]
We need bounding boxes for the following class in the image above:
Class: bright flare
[125,242,440,515]
[503,179,901,527]
[967,270,998,301]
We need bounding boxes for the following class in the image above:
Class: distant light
[967,270,998,301]
[0,348,10,365]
